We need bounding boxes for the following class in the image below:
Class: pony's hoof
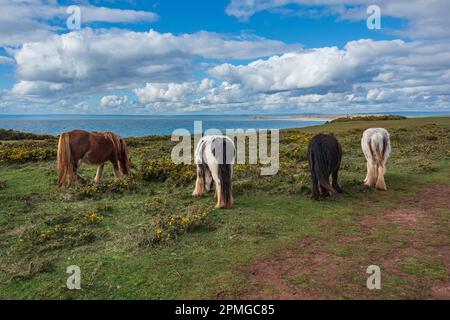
[215,204,230,209]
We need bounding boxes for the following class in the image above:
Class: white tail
[361,128,391,190]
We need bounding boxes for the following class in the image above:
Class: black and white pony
[361,128,391,190]
[193,135,236,209]
[308,134,343,200]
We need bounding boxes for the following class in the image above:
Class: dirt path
[241,185,450,300]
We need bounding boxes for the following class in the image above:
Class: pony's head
[118,137,131,176]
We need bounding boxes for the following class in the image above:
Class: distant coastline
[254,115,338,121]
[254,111,450,122]
[0,112,449,137]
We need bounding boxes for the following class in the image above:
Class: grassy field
[0,117,449,299]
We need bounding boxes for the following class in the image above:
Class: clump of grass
[139,204,213,246]
[397,257,448,280]
[75,177,138,199]
[416,160,437,173]
[141,196,171,216]
[0,179,6,190]
[17,209,104,253]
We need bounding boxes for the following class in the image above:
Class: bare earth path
[241,185,450,300]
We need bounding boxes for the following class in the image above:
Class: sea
[0,112,448,138]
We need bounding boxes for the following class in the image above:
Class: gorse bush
[0,128,55,140]
[140,157,196,185]
[0,143,56,163]
[140,204,212,246]
[76,177,138,199]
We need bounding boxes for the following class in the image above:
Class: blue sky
[0,0,449,114]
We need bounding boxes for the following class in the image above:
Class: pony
[361,128,391,190]
[57,130,131,187]
[308,134,343,200]
[193,135,235,209]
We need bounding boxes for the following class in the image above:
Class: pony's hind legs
[94,164,104,183]
[73,161,85,185]
[112,161,123,179]
[375,165,387,190]
[364,162,378,187]
[311,171,320,200]
[332,170,343,193]
[192,164,207,197]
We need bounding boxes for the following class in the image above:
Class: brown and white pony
[57,130,131,187]
[361,128,391,190]
[193,135,235,209]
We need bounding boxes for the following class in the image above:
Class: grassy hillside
[0,117,449,299]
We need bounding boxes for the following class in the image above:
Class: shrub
[139,158,195,185]
[0,144,56,163]
[140,205,212,246]
[76,177,138,199]
[0,128,55,140]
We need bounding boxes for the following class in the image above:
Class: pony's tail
[312,148,336,194]
[369,133,386,167]
[57,132,74,187]
[218,139,232,208]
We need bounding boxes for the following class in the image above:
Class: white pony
[361,128,391,190]
[193,135,236,209]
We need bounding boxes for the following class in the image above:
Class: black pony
[308,134,343,200]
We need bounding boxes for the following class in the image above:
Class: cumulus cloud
[10,28,295,99]
[208,39,450,97]
[100,95,130,109]
[226,0,450,38]
[134,83,195,104]
[0,0,158,46]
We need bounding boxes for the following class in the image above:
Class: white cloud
[226,0,450,38]
[0,0,158,46]
[10,28,295,99]
[100,95,130,108]
[134,83,195,104]
[208,39,450,101]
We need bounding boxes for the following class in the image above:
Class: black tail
[382,135,388,161]
[313,149,335,194]
[218,139,232,208]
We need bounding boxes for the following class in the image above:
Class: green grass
[0,116,449,299]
